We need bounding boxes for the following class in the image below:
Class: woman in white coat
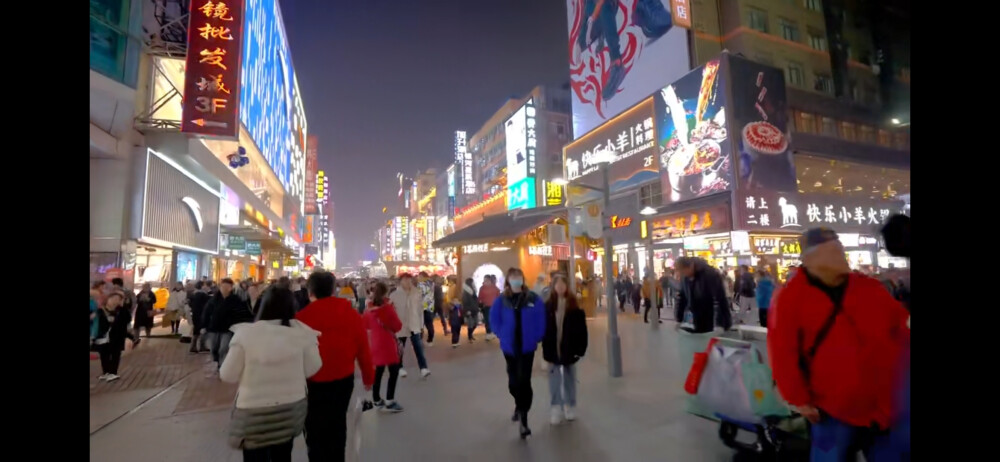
[165,282,187,335]
[221,287,322,462]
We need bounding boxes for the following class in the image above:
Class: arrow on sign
[191,119,228,128]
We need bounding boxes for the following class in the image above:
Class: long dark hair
[545,274,579,313]
[258,287,295,327]
[371,282,389,307]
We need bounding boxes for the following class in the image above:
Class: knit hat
[799,227,839,254]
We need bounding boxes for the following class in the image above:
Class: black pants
[423,310,435,343]
[504,351,535,425]
[617,294,626,312]
[373,364,401,402]
[170,320,180,333]
[643,298,660,322]
[759,308,769,328]
[305,376,354,462]
[98,343,122,375]
[437,307,449,333]
[243,439,293,462]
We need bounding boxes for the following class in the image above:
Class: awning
[432,211,563,248]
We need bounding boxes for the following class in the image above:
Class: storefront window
[838,122,857,142]
[639,182,663,208]
[793,111,816,134]
[877,129,893,147]
[858,125,876,144]
[794,154,910,199]
[134,246,173,288]
[90,0,131,84]
[893,132,909,150]
[820,117,838,136]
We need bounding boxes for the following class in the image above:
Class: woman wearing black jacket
[94,292,134,382]
[134,283,156,338]
[542,274,588,426]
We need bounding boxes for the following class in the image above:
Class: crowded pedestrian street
[91,311,736,461]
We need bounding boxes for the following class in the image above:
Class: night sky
[282,0,569,267]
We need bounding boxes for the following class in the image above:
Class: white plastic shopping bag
[694,339,759,424]
[345,395,363,462]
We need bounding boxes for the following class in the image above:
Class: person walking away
[293,277,310,313]
[754,270,775,327]
[388,274,430,379]
[209,278,255,372]
[490,267,546,439]
[461,277,480,344]
[445,276,463,347]
[629,279,642,315]
[542,274,588,425]
[362,282,405,413]
[166,281,187,335]
[614,276,626,312]
[478,275,500,341]
[641,274,663,324]
[134,283,156,339]
[735,265,757,324]
[189,281,210,354]
[94,292,133,382]
[673,257,733,333]
[768,228,909,460]
[428,275,444,345]
[295,271,374,462]
[221,286,322,462]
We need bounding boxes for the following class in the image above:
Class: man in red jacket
[296,271,374,462]
[769,228,909,461]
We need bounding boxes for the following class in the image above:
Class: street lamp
[551,149,623,377]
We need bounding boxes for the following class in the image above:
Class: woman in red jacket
[363,282,405,413]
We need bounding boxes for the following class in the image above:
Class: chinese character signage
[305,135,319,215]
[670,0,692,29]
[730,55,797,193]
[739,190,904,233]
[544,180,564,206]
[182,0,245,138]
[566,0,690,140]
[228,234,246,250]
[316,170,329,207]
[563,97,658,202]
[245,240,262,255]
[649,203,730,240]
[455,131,474,195]
[505,100,538,211]
[655,60,734,203]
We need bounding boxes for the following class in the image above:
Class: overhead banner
[738,190,905,234]
[655,59,734,203]
[181,0,245,138]
[566,0,690,139]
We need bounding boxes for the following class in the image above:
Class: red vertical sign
[305,135,319,215]
[181,0,245,138]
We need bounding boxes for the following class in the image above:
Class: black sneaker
[373,399,386,409]
[519,422,532,440]
[511,409,520,422]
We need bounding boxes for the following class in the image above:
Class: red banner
[181,0,245,138]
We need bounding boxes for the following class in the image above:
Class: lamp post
[553,150,622,377]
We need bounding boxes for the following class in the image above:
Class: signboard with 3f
[181,1,245,139]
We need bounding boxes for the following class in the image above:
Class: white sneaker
[98,373,110,381]
[564,405,577,421]
[425,342,434,347]
[451,343,459,349]
[399,368,408,378]
[420,368,431,379]
[550,406,564,425]
[105,374,121,382]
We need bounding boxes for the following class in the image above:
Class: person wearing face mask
[769,228,909,460]
[94,292,134,382]
[489,268,546,439]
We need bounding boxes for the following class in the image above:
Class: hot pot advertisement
[728,55,797,193]
[654,59,734,203]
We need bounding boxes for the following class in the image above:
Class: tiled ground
[90,310,738,461]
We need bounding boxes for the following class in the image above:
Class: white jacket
[388,287,423,337]
[166,290,187,313]
[220,320,322,409]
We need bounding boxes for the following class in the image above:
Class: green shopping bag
[741,346,791,417]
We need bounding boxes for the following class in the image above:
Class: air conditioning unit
[547,224,568,245]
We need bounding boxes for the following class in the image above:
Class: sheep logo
[779,197,800,228]
[566,158,580,179]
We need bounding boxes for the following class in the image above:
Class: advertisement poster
[567,0,690,139]
[305,135,318,214]
[655,60,733,203]
[563,97,658,203]
[505,106,528,187]
[729,56,797,193]
[176,251,199,282]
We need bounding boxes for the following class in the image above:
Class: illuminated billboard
[240,0,299,194]
[305,135,318,214]
[566,0,690,139]
[505,99,538,211]
[455,131,474,195]
[181,0,245,138]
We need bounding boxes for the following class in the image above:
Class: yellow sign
[545,181,563,206]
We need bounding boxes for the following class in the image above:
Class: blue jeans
[548,363,577,407]
[398,333,428,370]
[811,414,899,462]
[481,305,492,334]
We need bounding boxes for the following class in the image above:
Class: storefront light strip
[139,236,219,256]
[147,148,222,198]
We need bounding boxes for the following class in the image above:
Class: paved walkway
[90,311,736,461]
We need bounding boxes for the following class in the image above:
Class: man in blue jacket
[490,268,546,439]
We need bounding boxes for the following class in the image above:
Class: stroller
[684,336,811,461]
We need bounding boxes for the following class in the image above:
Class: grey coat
[228,398,308,450]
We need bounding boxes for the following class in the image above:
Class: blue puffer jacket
[756,277,775,310]
[489,290,546,356]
